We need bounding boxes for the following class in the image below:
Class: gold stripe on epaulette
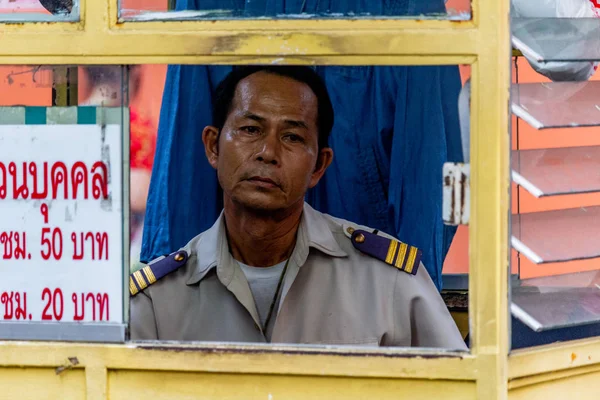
[392,241,401,267]
[142,266,157,284]
[385,240,398,264]
[395,242,408,270]
[405,246,419,274]
[133,270,147,290]
[129,277,138,296]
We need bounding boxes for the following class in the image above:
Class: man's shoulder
[130,250,191,296]
[318,212,423,276]
[129,230,208,296]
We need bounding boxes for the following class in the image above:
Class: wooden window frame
[0,1,524,398]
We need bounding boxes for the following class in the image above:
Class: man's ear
[202,126,220,170]
[308,147,334,189]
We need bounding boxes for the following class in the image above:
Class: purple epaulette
[130,250,189,296]
[350,230,422,275]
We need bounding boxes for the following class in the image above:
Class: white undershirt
[238,260,287,327]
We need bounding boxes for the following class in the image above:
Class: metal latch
[443,163,470,226]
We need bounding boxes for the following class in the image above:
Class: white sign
[0,125,123,330]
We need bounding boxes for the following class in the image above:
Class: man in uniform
[130,66,466,349]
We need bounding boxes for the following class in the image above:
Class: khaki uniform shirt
[131,203,466,349]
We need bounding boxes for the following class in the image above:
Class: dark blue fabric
[511,317,600,349]
[465,318,600,350]
[141,0,462,291]
[175,0,443,16]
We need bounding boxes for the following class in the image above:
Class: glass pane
[512,207,600,264]
[512,82,600,130]
[0,65,128,341]
[512,17,600,62]
[0,64,468,350]
[0,0,78,22]
[512,270,600,331]
[441,65,470,345]
[121,63,468,351]
[119,0,471,21]
[512,146,600,197]
[510,39,600,348]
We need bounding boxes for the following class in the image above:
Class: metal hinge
[443,163,470,226]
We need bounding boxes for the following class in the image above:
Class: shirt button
[354,233,365,243]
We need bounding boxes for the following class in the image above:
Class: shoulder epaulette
[346,228,422,275]
[130,250,189,296]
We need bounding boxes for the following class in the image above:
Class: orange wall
[446,0,471,14]
[512,58,600,279]
[131,65,168,127]
[0,66,52,106]
[0,0,46,13]
[444,58,600,279]
[120,0,168,13]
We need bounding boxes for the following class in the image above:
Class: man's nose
[255,131,280,165]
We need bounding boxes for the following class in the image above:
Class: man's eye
[284,134,304,143]
[241,126,260,134]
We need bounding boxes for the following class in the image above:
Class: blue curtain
[141,0,463,291]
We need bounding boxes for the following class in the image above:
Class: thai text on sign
[0,125,123,324]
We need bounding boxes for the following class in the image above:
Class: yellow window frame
[0,0,518,399]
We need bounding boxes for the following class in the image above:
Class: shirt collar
[186,202,347,285]
[185,213,223,285]
[291,202,347,267]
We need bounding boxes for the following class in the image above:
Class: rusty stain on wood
[55,356,79,375]
[135,344,467,360]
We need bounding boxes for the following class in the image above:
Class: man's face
[203,71,332,213]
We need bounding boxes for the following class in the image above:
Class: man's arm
[130,292,159,340]
[393,263,467,350]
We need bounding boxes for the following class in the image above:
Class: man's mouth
[247,176,279,188]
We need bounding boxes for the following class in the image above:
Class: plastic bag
[512,0,599,81]
[513,0,600,18]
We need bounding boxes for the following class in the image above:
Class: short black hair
[212,66,334,149]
